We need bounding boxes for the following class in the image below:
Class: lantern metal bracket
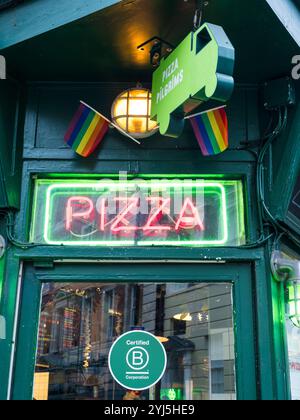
[137,37,174,68]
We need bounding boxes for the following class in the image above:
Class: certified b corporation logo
[126,346,149,372]
[108,330,167,391]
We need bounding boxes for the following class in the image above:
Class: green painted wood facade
[0,80,292,401]
[0,0,299,401]
[0,79,24,209]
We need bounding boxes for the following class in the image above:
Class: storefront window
[33,282,236,401]
[286,320,300,400]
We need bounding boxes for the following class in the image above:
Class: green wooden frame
[12,261,257,400]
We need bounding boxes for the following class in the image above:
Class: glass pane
[128,98,148,116]
[127,117,147,133]
[286,319,300,400]
[114,117,127,131]
[33,282,236,401]
[280,247,300,400]
[112,98,128,118]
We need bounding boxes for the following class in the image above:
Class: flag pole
[184,105,227,120]
[80,101,141,145]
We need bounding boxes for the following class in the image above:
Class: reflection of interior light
[173,313,192,322]
[108,309,122,317]
[33,372,50,401]
[36,363,50,369]
[156,335,169,343]
[75,289,86,297]
[111,87,158,139]
[198,312,209,322]
[83,345,92,369]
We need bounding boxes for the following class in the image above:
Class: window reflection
[34,283,236,400]
[287,317,300,399]
[280,247,300,400]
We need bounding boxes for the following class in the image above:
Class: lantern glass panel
[115,117,127,132]
[128,117,147,134]
[111,88,158,139]
[128,98,148,116]
[113,98,128,117]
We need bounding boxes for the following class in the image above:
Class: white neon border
[42,181,228,246]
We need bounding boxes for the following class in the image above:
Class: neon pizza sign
[30,179,245,247]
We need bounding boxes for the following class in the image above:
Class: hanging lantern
[111,87,158,139]
[287,280,300,328]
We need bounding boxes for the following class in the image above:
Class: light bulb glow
[111,88,158,139]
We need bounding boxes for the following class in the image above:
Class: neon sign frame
[30,178,245,247]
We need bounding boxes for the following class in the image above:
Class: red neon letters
[65,195,205,234]
[175,198,204,231]
[110,197,139,233]
[66,196,94,231]
[143,197,171,232]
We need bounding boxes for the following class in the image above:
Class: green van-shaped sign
[151,23,235,138]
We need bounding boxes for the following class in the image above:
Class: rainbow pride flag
[64,102,109,157]
[189,107,228,156]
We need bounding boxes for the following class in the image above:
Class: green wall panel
[0,80,23,209]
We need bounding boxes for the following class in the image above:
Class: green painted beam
[266,0,300,46]
[0,0,121,50]
[15,245,264,262]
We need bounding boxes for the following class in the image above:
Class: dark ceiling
[2,0,299,83]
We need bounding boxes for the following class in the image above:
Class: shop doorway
[11,262,257,400]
